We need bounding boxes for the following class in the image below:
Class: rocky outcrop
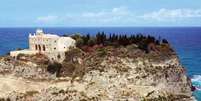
[0,45,196,101]
[0,57,56,80]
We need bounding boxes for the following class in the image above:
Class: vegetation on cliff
[71,32,172,54]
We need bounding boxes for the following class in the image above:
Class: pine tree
[162,39,169,44]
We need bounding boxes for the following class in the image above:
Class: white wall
[14,31,76,62]
[57,37,76,51]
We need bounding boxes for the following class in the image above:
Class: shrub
[87,38,96,46]
[97,48,107,57]
[60,62,76,76]
[71,33,82,40]
[64,48,83,62]
[61,48,85,78]
[60,62,85,78]
[47,62,62,77]
[76,38,84,48]
[16,53,26,60]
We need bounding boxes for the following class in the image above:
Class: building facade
[10,29,76,62]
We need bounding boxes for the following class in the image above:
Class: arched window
[43,45,46,51]
[38,45,41,51]
[35,45,38,50]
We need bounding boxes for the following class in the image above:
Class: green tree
[71,33,81,40]
[76,38,84,48]
[88,38,96,46]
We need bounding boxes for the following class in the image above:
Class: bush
[61,48,85,78]
[76,38,84,48]
[60,62,85,78]
[47,62,62,77]
[16,53,26,60]
[60,62,76,76]
[64,48,83,62]
[97,48,107,57]
[71,33,81,40]
[87,38,96,46]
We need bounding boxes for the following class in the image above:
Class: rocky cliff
[0,44,196,101]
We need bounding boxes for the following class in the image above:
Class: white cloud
[36,15,59,23]
[35,8,201,26]
[82,7,129,17]
[80,7,133,23]
[35,7,137,26]
[141,8,201,21]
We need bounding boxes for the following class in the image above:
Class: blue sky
[1,0,201,27]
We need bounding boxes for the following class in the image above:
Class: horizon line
[0,26,201,28]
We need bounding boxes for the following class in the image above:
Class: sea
[0,27,201,100]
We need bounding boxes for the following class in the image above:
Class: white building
[10,29,76,62]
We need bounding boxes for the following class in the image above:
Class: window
[38,45,41,51]
[57,54,61,59]
[54,47,56,50]
[35,45,38,50]
[43,45,46,51]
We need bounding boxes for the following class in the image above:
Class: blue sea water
[0,27,201,100]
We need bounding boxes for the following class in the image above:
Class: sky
[0,0,201,27]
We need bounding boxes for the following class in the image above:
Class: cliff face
[0,45,195,101]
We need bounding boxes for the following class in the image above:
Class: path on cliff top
[0,75,71,97]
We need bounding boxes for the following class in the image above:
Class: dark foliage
[47,62,62,77]
[71,32,169,53]
[162,39,169,44]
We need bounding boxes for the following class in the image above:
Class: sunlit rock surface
[0,45,196,101]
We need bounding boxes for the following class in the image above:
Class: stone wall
[44,51,66,63]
